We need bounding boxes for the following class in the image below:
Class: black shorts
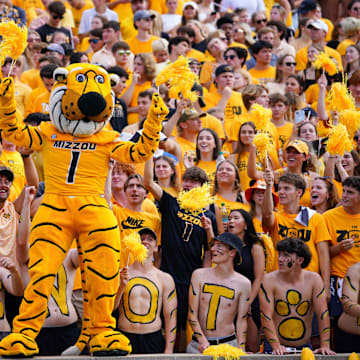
[121,329,165,354]
[37,322,81,356]
[334,327,360,353]
[330,275,343,318]
[175,283,189,330]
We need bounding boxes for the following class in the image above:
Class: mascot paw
[0,333,39,358]
[0,77,15,105]
[150,93,169,117]
[89,331,132,356]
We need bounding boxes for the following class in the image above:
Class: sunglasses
[256,18,267,24]
[224,54,236,60]
[118,50,131,55]
[285,62,296,66]
[52,14,63,20]
[89,38,100,44]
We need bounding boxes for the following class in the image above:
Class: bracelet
[21,154,30,158]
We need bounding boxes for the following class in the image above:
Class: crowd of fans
[0,0,359,356]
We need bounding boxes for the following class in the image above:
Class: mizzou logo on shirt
[336,229,360,244]
[279,225,311,242]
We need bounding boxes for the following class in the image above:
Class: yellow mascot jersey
[323,206,360,278]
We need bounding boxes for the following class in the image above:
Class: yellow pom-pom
[312,52,338,76]
[301,347,315,360]
[339,109,360,139]
[122,232,148,264]
[177,182,215,215]
[253,132,271,161]
[250,104,272,131]
[326,123,353,156]
[155,56,198,102]
[203,344,246,359]
[349,352,360,360]
[327,82,355,112]
[0,21,27,66]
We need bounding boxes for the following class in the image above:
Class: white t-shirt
[78,8,119,35]
[161,14,182,33]
[220,0,265,16]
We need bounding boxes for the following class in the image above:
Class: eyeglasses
[89,38,100,44]
[224,54,236,60]
[256,18,267,24]
[52,14,63,20]
[285,62,296,66]
[118,50,131,55]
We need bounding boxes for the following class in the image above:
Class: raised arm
[162,99,186,138]
[312,273,335,355]
[262,169,275,230]
[162,274,177,353]
[259,276,286,355]
[236,278,251,351]
[143,157,163,201]
[0,257,24,297]
[247,143,265,180]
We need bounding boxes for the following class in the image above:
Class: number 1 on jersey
[67,151,80,184]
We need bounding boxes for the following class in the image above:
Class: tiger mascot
[0,63,168,357]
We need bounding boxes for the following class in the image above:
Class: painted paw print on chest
[275,289,309,341]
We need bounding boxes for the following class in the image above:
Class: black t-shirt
[159,191,216,286]
[36,24,71,43]
[110,97,127,133]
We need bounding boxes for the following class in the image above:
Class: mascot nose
[78,92,107,116]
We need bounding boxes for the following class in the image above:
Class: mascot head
[49,63,119,137]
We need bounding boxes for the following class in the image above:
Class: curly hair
[134,53,157,81]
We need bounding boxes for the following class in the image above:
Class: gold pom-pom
[301,347,315,360]
[155,56,198,102]
[349,352,360,360]
[122,232,148,264]
[312,52,338,76]
[250,104,272,132]
[339,109,360,139]
[326,123,353,156]
[253,132,271,161]
[327,82,355,112]
[177,183,215,215]
[0,21,27,66]
[203,344,246,359]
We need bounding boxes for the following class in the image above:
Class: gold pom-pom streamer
[253,132,271,167]
[203,344,246,359]
[250,104,272,132]
[327,82,355,112]
[301,347,315,360]
[258,233,275,273]
[177,182,215,215]
[0,21,27,76]
[155,55,198,102]
[122,232,148,265]
[312,52,337,76]
[326,123,353,156]
[349,352,360,360]
[339,109,360,139]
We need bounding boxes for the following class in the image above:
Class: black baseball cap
[213,232,243,254]
[138,227,157,241]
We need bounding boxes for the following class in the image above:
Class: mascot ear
[109,74,120,88]
[54,68,69,82]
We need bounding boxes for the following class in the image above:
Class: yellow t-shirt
[296,45,342,72]
[109,1,132,21]
[120,15,137,41]
[273,121,293,150]
[199,61,217,86]
[248,66,276,85]
[20,68,42,90]
[196,160,216,187]
[215,193,250,215]
[270,209,330,273]
[68,0,93,35]
[176,135,196,175]
[127,35,160,55]
[113,205,161,267]
[149,0,184,14]
[323,206,360,278]
[32,90,50,114]
[186,48,205,62]
[336,38,356,56]
[14,80,32,117]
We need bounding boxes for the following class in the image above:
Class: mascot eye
[76,74,86,82]
[96,75,104,84]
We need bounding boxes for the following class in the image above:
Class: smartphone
[295,110,305,123]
